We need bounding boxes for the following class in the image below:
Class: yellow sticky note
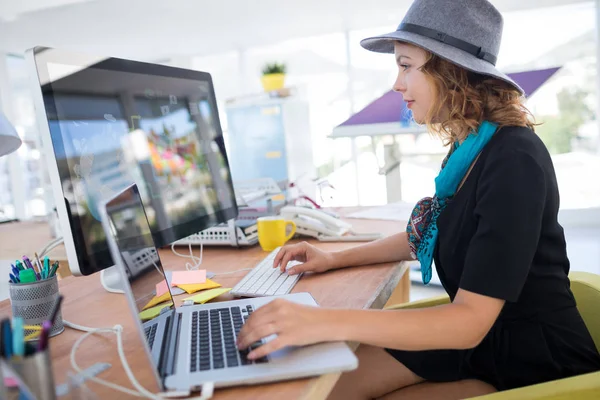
[143,291,172,310]
[176,278,221,294]
[139,302,173,322]
[184,288,232,304]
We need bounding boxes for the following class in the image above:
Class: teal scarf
[406,121,498,284]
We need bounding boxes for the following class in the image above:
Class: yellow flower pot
[261,73,286,92]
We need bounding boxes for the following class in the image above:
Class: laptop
[99,183,357,393]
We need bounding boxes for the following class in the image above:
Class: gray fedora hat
[361,0,523,94]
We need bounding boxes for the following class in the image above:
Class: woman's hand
[272,242,336,275]
[236,298,338,360]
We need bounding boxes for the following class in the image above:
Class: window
[5,55,48,218]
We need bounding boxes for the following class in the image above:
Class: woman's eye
[399,64,409,71]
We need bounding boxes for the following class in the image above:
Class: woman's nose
[393,74,406,93]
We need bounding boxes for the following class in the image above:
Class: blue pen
[10,265,19,280]
[9,273,19,283]
[12,317,24,358]
[2,320,12,359]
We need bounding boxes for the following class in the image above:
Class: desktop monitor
[27,47,238,278]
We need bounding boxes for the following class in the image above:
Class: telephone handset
[279,206,382,242]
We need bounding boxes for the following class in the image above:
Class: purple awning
[332,67,560,137]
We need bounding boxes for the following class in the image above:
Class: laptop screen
[104,183,174,320]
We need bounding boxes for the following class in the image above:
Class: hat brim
[361,31,524,95]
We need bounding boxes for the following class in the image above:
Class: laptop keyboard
[145,324,158,350]
[190,305,268,372]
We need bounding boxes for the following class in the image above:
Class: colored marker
[12,317,24,358]
[22,256,34,271]
[18,269,36,283]
[43,257,50,279]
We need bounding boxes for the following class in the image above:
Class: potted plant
[261,62,287,92]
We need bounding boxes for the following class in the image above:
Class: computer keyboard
[145,324,158,350]
[230,248,302,297]
[189,305,267,372]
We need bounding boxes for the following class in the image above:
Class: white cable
[168,238,255,276]
[170,241,203,271]
[64,320,214,400]
[38,236,64,258]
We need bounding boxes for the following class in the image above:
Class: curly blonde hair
[419,52,536,145]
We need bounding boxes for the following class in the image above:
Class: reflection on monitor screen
[29,48,238,276]
[105,184,173,315]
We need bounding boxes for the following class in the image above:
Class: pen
[12,317,24,358]
[49,262,59,278]
[15,260,24,271]
[10,263,19,276]
[1,319,12,359]
[43,256,50,280]
[34,252,42,271]
[38,295,63,351]
[9,273,19,284]
[22,256,34,271]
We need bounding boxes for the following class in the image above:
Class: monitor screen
[29,47,238,275]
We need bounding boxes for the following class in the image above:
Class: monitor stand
[100,267,126,294]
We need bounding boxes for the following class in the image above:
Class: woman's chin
[412,113,425,125]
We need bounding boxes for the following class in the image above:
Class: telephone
[279,206,382,242]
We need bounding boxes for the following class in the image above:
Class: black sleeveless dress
[385,126,600,390]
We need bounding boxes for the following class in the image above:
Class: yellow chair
[385,271,600,399]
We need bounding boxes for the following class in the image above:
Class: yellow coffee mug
[257,217,297,252]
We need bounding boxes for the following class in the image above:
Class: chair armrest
[467,371,600,400]
[384,294,450,310]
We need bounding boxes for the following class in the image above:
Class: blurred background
[2,0,600,300]
[0,0,598,220]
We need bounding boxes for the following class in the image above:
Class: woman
[236,0,600,398]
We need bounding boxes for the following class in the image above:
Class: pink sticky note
[171,270,206,287]
[156,280,169,297]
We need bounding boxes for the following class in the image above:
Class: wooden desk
[0,213,409,400]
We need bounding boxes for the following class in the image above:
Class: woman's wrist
[317,308,352,342]
[325,251,341,271]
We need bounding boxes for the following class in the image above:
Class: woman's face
[393,42,435,124]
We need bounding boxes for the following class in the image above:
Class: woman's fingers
[278,250,298,272]
[237,322,278,350]
[237,302,278,346]
[272,247,287,269]
[247,337,286,360]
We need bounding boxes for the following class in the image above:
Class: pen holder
[7,348,57,400]
[8,275,64,338]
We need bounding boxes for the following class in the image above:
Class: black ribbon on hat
[398,23,497,66]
